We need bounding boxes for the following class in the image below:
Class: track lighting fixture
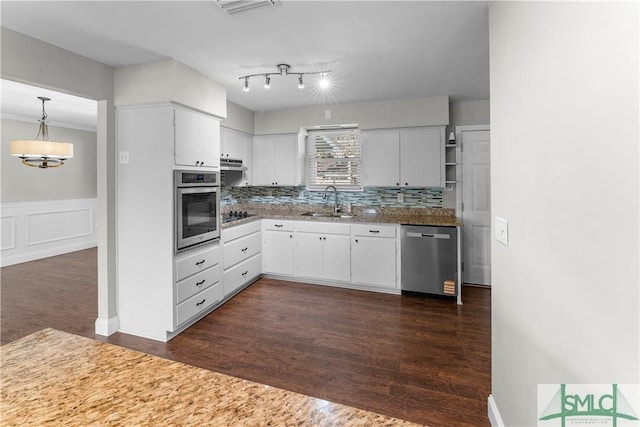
[239,64,331,92]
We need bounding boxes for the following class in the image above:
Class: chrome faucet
[322,185,339,214]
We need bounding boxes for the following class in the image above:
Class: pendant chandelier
[10,97,74,168]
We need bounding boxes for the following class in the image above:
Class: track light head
[319,73,330,89]
[242,77,250,92]
[264,75,271,89]
[298,75,304,89]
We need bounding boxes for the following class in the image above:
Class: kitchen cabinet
[220,127,246,161]
[222,220,261,297]
[174,243,222,327]
[362,127,444,187]
[351,224,398,289]
[295,222,351,282]
[262,219,295,275]
[253,134,304,186]
[117,104,224,342]
[174,107,220,169]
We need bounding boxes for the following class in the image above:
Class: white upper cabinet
[253,134,304,186]
[220,127,245,160]
[363,127,444,187]
[174,107,220,169]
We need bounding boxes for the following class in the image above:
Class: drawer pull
[274,224,284,228]
[196,299,206,307]
[196,279,206,286]
[241,270,248,276]
[195,259,205,266]
[241,247,248,252]
[369,230,380,234]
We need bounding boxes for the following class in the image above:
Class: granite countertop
[222,204,461,229]
[1,329,423,426]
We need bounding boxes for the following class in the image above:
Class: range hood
[220,158,246,171]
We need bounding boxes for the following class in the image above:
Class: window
[307,129,362,191]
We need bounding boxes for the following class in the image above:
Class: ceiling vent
[215,0,281,16]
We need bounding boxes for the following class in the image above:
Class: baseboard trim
[94,316,119,337]
[1,242,97,267]
[488,394,505,427]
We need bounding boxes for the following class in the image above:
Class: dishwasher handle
[406,231,451,240]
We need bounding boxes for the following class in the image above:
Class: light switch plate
[397,192,404,203]
[495,217,509,246]
[119,151,129,164]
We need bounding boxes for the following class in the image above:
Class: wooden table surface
[1,329,423,426]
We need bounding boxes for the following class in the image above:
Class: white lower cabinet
[174,244,222,328]
[262,219,295,275]
[351,224,398,289]
[295,222,351,282]
[222,220,262,297]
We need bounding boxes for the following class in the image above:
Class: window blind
[307,129,362,191]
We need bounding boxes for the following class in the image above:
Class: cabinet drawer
[176,282,222,326]
[223,253,261,297]
[176,264,220,304]
[262,219,294,232]
[176,244,220,282]
[224,232,261,269]
[295,221,351,235]
[351,223,396,238]
[222,220,261,243]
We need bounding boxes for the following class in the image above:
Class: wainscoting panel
[1,199,97,267]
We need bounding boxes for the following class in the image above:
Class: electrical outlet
[495,217,509,246]
[397,192,404,203]
[119,151,129,164]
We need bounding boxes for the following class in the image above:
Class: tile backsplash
[221,186,443,209]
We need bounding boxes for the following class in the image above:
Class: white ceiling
[0,0,489,125]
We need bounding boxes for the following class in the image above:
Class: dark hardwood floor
[1,248,491,427]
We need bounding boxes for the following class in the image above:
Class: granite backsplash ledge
[221,186,444,209]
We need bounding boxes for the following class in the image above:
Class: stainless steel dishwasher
[401,225,458,296]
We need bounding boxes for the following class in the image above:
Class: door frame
[455,124,491,286]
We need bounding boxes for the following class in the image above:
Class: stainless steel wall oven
[175,170,220,252]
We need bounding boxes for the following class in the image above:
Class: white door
[460,126,491,285]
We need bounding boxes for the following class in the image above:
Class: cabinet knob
[355,239,358,243]
[289,234,293,238]
[405,182,408,186]
[396,182,399,186]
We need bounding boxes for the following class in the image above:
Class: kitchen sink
[300,212,355,219]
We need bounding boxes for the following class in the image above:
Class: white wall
[489,3,639,426]
[1,119,97,203]
[222,100,255,135]
[1,27,118,336]
[254,96,449,134]
[114,58,227,118]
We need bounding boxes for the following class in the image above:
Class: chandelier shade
[10,97,73,168]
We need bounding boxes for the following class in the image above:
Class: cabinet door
[351,237,396,288]
[242,134,253,186]
[175,108,220,168]
[263,229,294,275]
[274,134,296,186]
[174,108,200,167]
[363,131,400,187]
[295,233,324,279]
[253,136,276,186]
[323,234,351,282]
[220,128,244,160]
[400,128,442,187]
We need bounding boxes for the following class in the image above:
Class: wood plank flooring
[1,248,491,427]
